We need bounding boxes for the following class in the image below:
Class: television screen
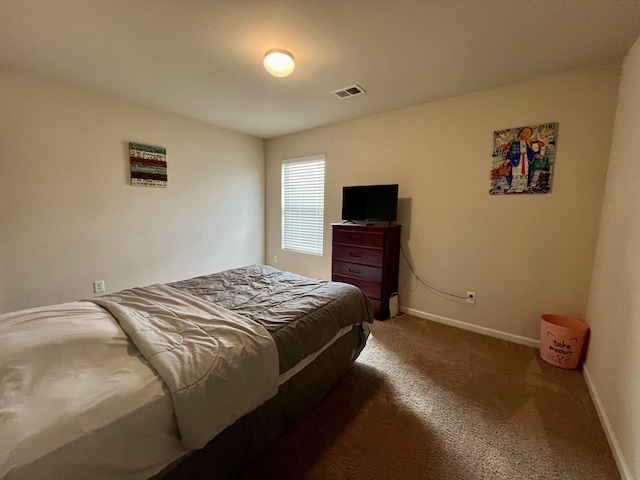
[342,184,398,222]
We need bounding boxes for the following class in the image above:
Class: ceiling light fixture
[263,49,295,77]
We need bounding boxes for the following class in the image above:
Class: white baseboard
[582,365,633,480]
[400,306,540,349]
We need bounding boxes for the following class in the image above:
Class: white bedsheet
[0,302,187,480]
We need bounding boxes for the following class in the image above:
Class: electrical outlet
[94,280,105,293]
[273,255,278,263]
[466,291,476,305]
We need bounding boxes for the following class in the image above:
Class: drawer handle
[349,252,362,257]
[348,268,361,274]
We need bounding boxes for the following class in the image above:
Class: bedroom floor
[239,314,620,479]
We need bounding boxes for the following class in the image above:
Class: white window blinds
[281,155,326,256]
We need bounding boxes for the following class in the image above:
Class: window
[281,154,326,255]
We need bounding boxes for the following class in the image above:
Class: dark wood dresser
[331,223,401,320]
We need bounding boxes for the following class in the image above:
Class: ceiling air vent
[331,84,366,99]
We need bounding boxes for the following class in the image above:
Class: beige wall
[585,35,640,480]
[266,62,620,342]
[0,44,635,479]
[0,66,265,314]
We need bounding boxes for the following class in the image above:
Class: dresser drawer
[332,260,382,284]
[332,244,383,267]
[333,229,385,248]
[332,274,382,300]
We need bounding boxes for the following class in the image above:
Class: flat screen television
[341,184,398,223]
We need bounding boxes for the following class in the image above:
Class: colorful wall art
[490,123,557,195]
[129,142,167,187]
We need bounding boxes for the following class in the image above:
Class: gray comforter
[91,284,279,450]
[91,265,373,451]
[169,264,374,374]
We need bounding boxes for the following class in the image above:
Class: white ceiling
[1,0,639,139]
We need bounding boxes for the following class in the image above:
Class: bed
[0,264,373,479]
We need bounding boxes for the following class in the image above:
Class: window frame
[281,154,326,256]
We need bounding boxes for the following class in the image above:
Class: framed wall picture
[490,123,557,195]
[129,142,167,188]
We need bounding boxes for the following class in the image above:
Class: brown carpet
[239,315,619,480]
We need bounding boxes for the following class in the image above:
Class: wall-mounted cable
[400,244,468,300]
